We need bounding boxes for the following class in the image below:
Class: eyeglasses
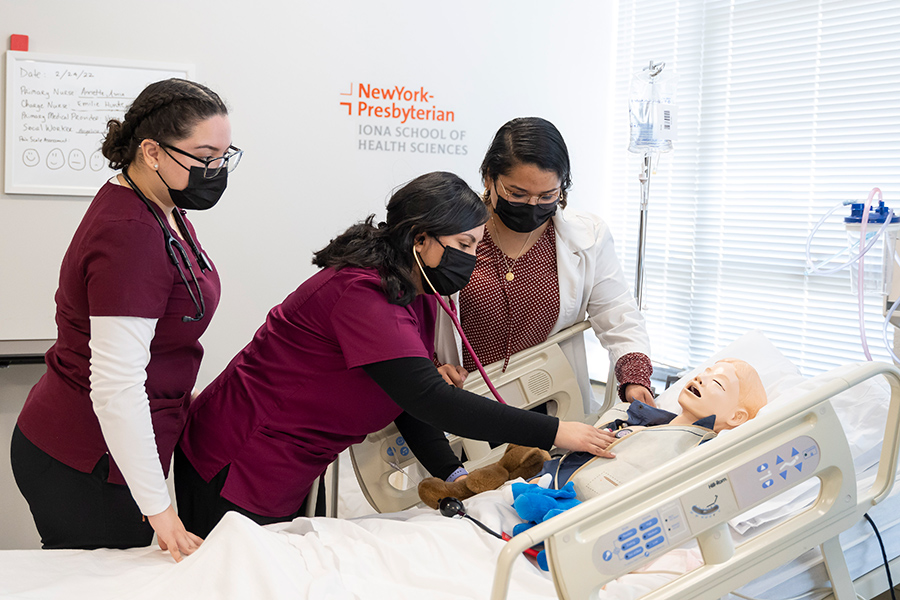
[496,178,561,207]
[159,142,243,179]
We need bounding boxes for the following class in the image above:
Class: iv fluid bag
[628,66,677,153]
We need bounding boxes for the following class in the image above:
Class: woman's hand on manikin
[553,421,617,458]
[147,504,203,562]
[437,364,468,388]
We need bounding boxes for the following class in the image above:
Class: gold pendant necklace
[491,212,533,283]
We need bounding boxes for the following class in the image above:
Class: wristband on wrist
[446,467,468,482]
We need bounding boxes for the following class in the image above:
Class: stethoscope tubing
[432,292,508,405]
[120,168,208,322]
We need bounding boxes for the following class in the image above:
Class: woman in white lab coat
[434,117,652,419]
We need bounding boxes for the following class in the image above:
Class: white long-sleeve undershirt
[88,315,171,517]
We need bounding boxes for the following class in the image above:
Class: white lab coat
[434,209,650,413]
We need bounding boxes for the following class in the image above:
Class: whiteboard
[4,51,192,196]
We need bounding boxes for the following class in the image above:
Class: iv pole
[602,60,667,410]
[634,150,654,308]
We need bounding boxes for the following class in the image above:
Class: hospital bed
[349,327,900,600]
[493,359,900,599]
[1,330,899,600]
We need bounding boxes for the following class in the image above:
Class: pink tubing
[432,293,508,405]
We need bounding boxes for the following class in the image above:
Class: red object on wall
[10,35,29,51]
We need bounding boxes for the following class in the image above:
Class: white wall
[0,364,45,549]
[0,0,618,548]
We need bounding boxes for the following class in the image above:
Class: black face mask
[157,166,227,211]
[418,240,477,296]
[494,196,557,233]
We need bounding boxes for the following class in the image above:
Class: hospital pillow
[653,329,891,534]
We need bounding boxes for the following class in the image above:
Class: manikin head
[676,358,767,433]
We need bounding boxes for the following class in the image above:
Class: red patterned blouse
[459,222,560,372]
[457,220,653,399]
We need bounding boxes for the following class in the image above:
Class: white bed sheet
[1,471,898,600]
[0,486,556,600]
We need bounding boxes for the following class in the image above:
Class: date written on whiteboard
[56,69,95,81]
[18,67,96,81]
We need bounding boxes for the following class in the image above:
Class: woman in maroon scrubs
[11,79,240,561]
[177,171,613,536]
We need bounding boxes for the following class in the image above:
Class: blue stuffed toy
[510,481,581,570]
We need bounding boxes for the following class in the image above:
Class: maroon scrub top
[17,181,221,484]
[180,267,437,517]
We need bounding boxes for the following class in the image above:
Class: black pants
[10,425,154,550]
[173,445,325,539]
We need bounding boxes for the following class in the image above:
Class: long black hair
[480,117,572,208]
[101,78,228,170]
[313,171,487,306]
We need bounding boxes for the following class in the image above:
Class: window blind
[606,0,900,376]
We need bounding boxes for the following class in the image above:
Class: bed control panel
[588,435,822,575]
[382,435,413,466]
[727,435,820,509]
[591,500,691,574]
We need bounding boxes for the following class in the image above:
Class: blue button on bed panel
[642,527,661,540]
[639,518,658,530]
[646,536,665,549]
[625,547,644,560]
[621,537,640,550]
[618,528,637,542]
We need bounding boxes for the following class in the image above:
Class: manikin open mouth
[687,384,701,397]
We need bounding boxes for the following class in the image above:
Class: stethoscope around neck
[413,245,508,405]
[121,167,211,323]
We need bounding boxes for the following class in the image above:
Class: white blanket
[0,486,556,600]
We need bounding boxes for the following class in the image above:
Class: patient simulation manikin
[418,358,766,507]
[555,358,767,499]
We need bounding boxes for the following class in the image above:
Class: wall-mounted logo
[341,82,468,156]
[340,83,453,124]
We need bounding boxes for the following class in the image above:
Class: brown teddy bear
[417,444,551,509]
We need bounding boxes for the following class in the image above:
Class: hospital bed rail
[491,360,900,600]
[350,320,595,514]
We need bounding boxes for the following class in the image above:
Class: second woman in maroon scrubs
[177,171,615,537]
